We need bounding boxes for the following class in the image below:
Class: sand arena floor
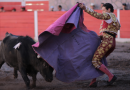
[0,42,130,90]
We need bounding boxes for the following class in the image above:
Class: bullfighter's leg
[89,78,97,87]
[13,68,18,79]
[19,66,30,89]
[91,34,117,86]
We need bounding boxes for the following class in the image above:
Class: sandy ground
[0,42,130,90]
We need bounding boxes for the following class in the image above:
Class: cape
[32,4,107,82]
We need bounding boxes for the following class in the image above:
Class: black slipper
[107,75,117,86]
[89,82,97,88]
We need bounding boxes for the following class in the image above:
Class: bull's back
[1,35,36,68]
[2,39,18,67]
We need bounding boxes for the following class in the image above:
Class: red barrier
[38,10,117,35]
[0,1,49,12]
[120,10,130,38]
[0,10,130,40]
[38,11,66,34]
[0,12,34,40]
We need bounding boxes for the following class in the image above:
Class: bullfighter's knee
[92,58,101,68]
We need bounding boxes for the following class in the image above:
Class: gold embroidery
[109,13,117,22]
[86,8,89,12]
[92,34,114,68]
[102,50,104,53]
[85,7,110,20]
[108,45,112,47]
[110,41,112,43]
[102,44,105,47]
[108,26,110,28]
[105,48,108,51]
[99,51,101,54]
[106,35,109,38]
[103,13,108,18]
[100,28,118,34]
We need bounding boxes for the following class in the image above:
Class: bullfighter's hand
[79,3,86,10]
[99,35,103,40]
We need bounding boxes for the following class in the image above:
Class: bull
[0,33,53,89]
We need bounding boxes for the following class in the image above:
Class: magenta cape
[32,4,107,82]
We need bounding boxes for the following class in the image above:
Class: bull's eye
[43,63,48,68]
[45,64,48,68]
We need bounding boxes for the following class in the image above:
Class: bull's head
[5,32,12,37]
[38,58,53,82]
[5,32,18,38]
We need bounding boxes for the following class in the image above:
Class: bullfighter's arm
[84,7,111,20]
[79,3,111,20]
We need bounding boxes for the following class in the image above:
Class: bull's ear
[5,32,9,36]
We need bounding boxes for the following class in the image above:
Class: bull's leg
[0,59,4,69]
[0,51,4,69]
[30,74,37,88]
[13,68,18,79]
[19,67,30,89]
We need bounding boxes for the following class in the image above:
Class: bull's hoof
[25,86,30,90]
[30,84,36,88]
[13,74,18,79]
[25,88,30,90]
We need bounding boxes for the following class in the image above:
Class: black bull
[0,33,53,89]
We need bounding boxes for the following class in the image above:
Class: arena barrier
[0,10,130,40]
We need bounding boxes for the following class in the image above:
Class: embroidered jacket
[84,7,121,34]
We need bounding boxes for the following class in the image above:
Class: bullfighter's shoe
[107,75,117,86]
[89,82,97,88]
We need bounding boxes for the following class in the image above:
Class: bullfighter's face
[102,6,111,13]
